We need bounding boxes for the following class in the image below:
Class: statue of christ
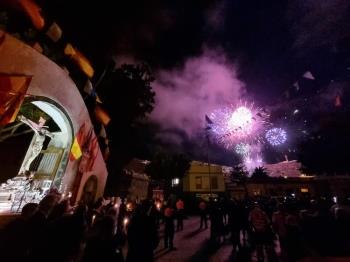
[18,115,54,173]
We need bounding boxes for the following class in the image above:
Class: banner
[0,74,32,126]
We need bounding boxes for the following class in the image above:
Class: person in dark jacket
[163,202,176,250]
[83,216,123,262]
[126,200,159,262]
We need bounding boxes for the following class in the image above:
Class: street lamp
[205,115,212,197]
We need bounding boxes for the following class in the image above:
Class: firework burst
[208,102,270,148]
[265,127,287,146]
[235,142,250,156]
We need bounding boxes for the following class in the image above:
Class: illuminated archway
[0,97,73,212]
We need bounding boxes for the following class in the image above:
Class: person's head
[106,207,117,218]
[38,117,46,127]
[93,216,115,239]
[39,194,57,216]
[310,199,318,210]
[49,200,70,220]
[21,203,38,219]
[94,197,104,208]
[277,203,286,213]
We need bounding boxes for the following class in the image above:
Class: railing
[35,147,64,179]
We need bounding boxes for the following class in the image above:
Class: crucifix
[18,115,54,173]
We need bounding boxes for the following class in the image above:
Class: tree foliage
[99,63,156,195]
[230,164,248,183]
[145,152,191,182]
[99,63,155,125]
[250,166,269,180]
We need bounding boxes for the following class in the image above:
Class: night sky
[39,0,350,166]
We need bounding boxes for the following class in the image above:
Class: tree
[229,164,249,196]
[230,164,248,182]
[145,152,190,197]
[250,166,269,180]
[99,63,155,124]
[99,63,156,195]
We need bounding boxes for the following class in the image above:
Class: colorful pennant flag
[95,95,102,104]
[99,125,107,139]
[94,105,111,126]
[0,74,32,126]
[103,144,110,161]
[64,43,94,78]
[46,22,62,42]
[18,0,45,30]
[83,79,93,95]
[335,94,342,107]
[303,71,315,80]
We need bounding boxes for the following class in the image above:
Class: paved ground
[154,216,249,262]
[133,216,350,262]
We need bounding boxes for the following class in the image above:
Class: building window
[195,176,202,189]
[300,188,308,193]
[211,176,218,189]
[171,178,180,187]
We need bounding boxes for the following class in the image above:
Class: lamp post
[206,133,212,197]
[205,115,212,197]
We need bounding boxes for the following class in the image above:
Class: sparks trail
[207,101,270,149]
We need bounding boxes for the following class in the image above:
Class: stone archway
[0,97,73,212]
[28,99,73,191]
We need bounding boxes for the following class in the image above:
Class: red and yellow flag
[64,43,94,78]
[18,0,45,30]
[0,74,32,126]
[69,123,86,161]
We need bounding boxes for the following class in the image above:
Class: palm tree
[230,164,249,196]
[250,166,269,180]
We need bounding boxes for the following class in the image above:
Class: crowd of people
[0,192,183,262]
[1,192,350,262]
[197,195,350,261]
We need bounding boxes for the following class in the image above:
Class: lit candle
[123,217,129,226]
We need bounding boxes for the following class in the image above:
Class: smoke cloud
[288,0,350,51]
[150,48,245,138]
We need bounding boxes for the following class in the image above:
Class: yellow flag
[70,137,82,160]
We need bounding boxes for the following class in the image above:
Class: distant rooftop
[263,160,302,178]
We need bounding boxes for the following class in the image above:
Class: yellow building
[183,161,225,199]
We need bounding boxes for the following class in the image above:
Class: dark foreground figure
[126,200,159,262]
[1,194,350,262]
